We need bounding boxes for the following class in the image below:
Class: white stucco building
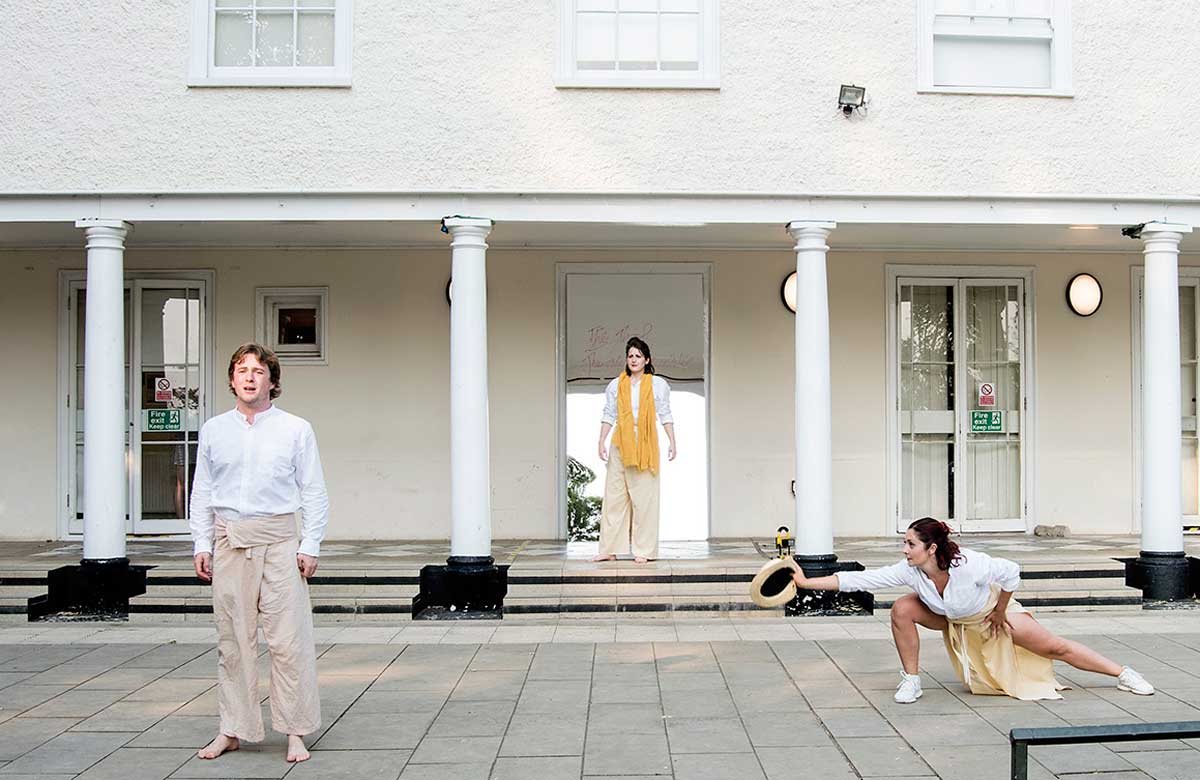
[3,2,1199,598]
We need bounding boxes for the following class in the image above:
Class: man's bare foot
[197,733,239,759]
[591,554,616,562]
[286,734,310,763]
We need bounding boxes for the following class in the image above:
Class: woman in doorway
[592,337,677,564]
[792,517,1155,703]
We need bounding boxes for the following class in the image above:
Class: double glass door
[68,279,207,535]
[896,278,1026,532]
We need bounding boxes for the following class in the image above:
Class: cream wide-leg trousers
[213,516,320,741]
[598,444,660,559]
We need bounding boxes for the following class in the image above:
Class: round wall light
[1066,273,1102,317]
[781,271,797,312]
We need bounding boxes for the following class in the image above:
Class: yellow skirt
[942,585,1067,701]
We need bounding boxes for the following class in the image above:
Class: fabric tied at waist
[941,583,1066,701]
[216,514,298,558]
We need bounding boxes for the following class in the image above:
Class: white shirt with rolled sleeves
[188,405,329,558]
[601,374,674,427]
[835,548,1021,620]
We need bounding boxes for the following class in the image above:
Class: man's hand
[194,553,213,582]
[297,554,319,579]
[985,607,1011,639]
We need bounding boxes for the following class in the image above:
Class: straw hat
[749,557,802,608]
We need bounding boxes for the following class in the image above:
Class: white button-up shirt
[835,547,1021,619]
[601,374,674,427]
[189,405,329,558]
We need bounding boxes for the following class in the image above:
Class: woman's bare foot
[286,734,310,763]
[634,556,649,564]
[591,554,616,562]
[197,734,239,759]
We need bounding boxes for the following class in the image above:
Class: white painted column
[1141,222,1192,553]
[787,221,837,557]
[443,217,494,560]
[76,219,131,562]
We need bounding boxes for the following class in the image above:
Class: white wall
[0,244,1156,541]
[2,2,1197,196]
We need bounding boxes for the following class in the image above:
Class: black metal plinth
[1123,551,1195,602]
[412,556,509,620]
[785,554,874,616]
[27,558,148,621]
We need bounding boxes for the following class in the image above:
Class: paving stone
[583,732,671,776]
[76,667,169,693]
[672,752,766,780]
[0,717,80,761]
[0,684,78,714]
[665,717,752,753]
[74,747,195,780]
[655,672,726,692]
[491,755,582,779]
[586,703,666,735]
[1115,748,1200,779]
[127,716,219,748]
[23,689,126,718]
[0,731,137,775]
[741,712,833,748]
[591,664,657,686]
[0,674,33,692]
[71,700,180,732]
[588,682,659,705]
[350,690,448,715]
[920,744,1057,780]
[889,713,1007,747]
[124,678,214,703]
[449,671,527,702]
[814,707,897,738]
[398,763,490,780]
[1029,743,1136,775]
[499,714,586,757]
[408,736,501,764]
[284,748,411,780]
[121,645,209,670]
[313,712,436,750]
[514,679,590,714]
[756,746,857,780]
[427,701,515,738]
[661,689,737,718]
[836,736,930,777]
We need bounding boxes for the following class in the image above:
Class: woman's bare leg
[890,593,949,675]
[1006,613,1123,677]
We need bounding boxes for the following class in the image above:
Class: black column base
[412,556,509,620]
[785,555,874,616]
[1123,551,1196,602]
[27,559,148,622]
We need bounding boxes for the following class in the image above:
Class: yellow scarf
[616,372,659,474]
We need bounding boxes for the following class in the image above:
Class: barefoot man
[189,343,329,763]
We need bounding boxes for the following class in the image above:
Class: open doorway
[557,263,710,544]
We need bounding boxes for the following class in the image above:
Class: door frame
[554,262,713,541]
[885,264,1037,534]
[57,269,217,541]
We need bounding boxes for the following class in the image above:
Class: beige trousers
[213,516,320,741]
[598,444,660,559]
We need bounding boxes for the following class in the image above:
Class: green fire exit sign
[971,411,1002,433]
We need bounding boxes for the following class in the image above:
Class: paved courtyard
[1,611,1200,779]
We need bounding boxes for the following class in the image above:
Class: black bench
[1010,721,1200,780]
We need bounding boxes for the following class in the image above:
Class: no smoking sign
[978,382,996,407]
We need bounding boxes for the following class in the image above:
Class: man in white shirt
[189,343,329,763]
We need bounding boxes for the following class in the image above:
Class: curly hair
[227,343,282,400]
[908,517,962,570]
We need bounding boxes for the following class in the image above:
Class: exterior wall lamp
[838,84,866,116]
[1066,272,1102,317]
[781,271,797,312]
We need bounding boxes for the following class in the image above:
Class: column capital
[441,216,493,244]
[1139,222,1193,242]
[75,218,132,232]
[75,219,131,250]
[787,221,836,250]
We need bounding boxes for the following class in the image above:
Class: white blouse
[600,374,674,427]
[835,547,1021,620]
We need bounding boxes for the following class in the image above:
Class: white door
[896,278,1026,532]
[67,279,207,536]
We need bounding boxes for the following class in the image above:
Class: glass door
[66,278,207,536]
[897,277,1026,532]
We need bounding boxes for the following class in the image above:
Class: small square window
[189,0,353,87]
[256,287,328,364]
[556,0,720,89]
[917,0,1073,97]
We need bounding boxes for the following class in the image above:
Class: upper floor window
[917,0,1072,96]
[188,0,352,87]
[555,0,720,89]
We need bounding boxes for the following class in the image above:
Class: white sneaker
[1117,667,1154,696]
[894,672,923,704]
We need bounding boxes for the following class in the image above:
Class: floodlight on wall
[1066,273,1102,317]
[781,271,797,312]
[838,84,866,116]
